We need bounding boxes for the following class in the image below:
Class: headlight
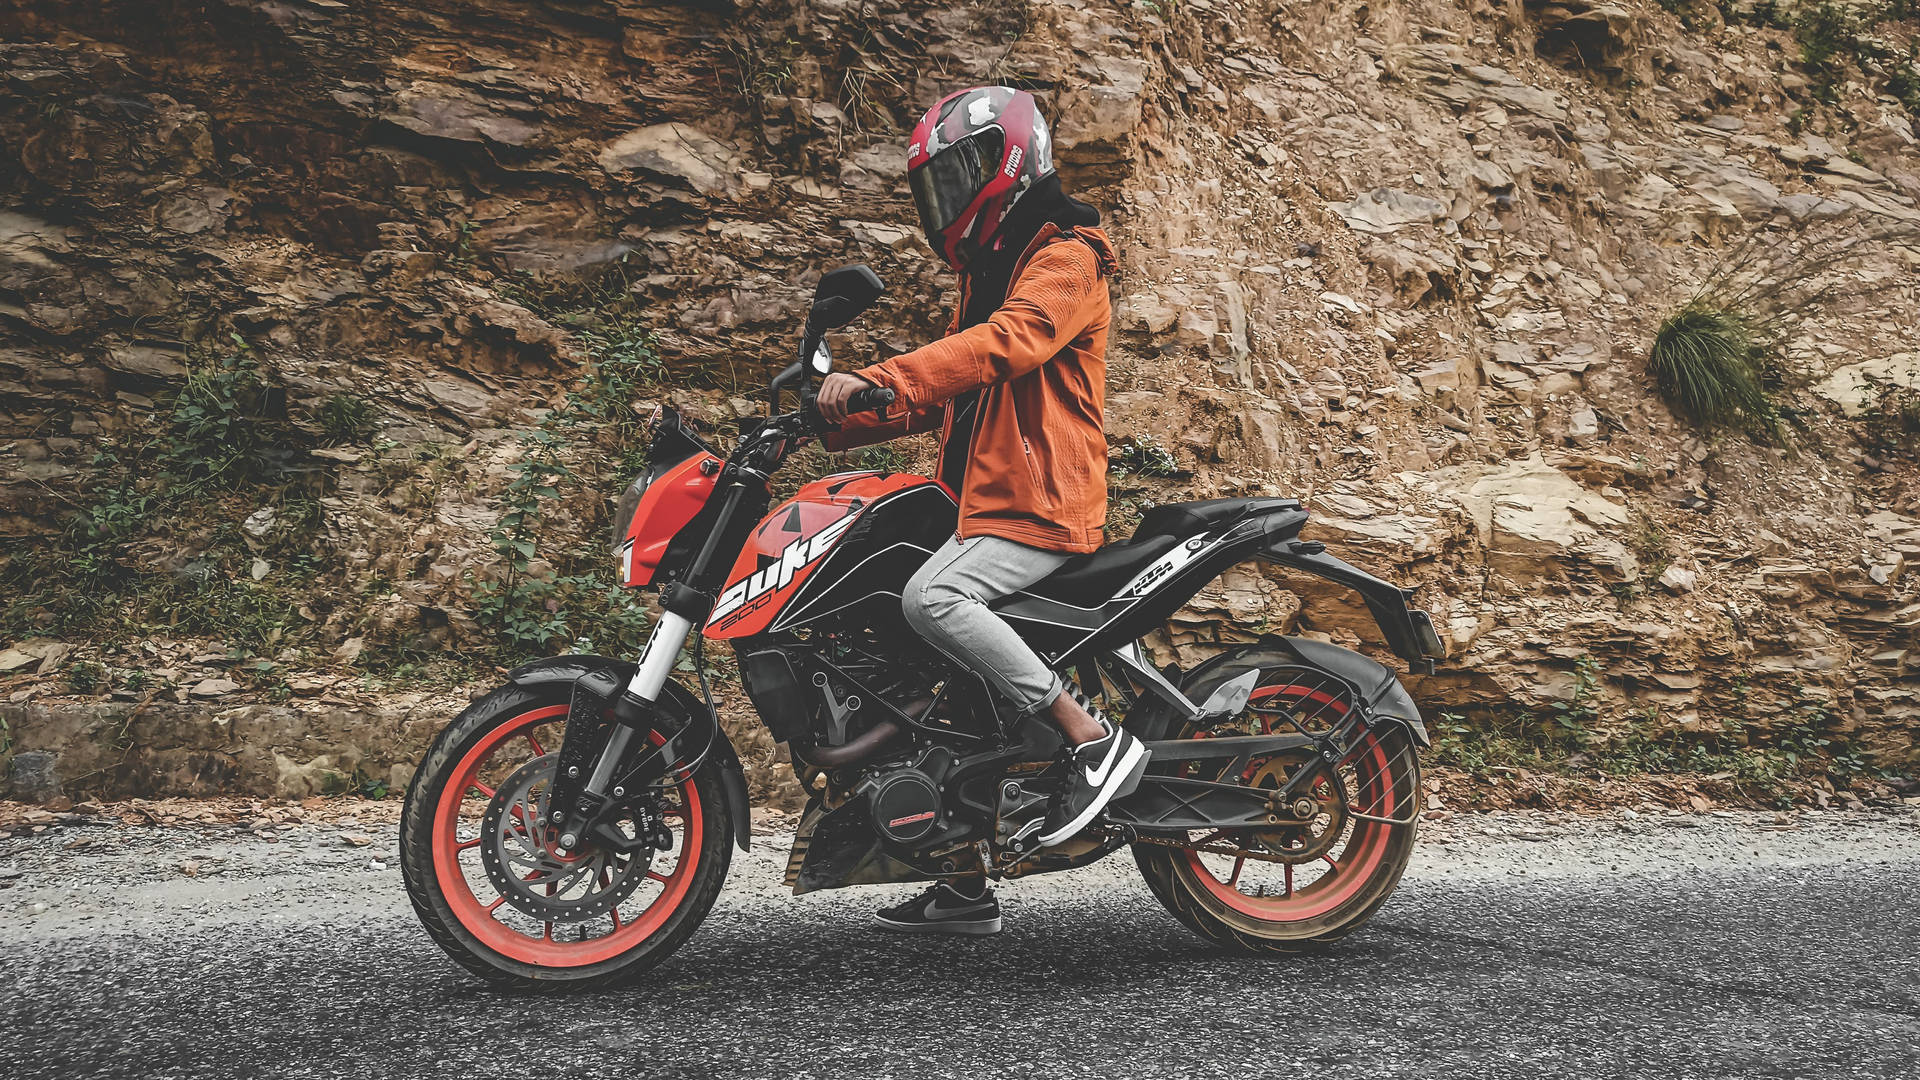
[612,474,645,559]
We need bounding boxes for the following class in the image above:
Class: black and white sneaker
[1036,698,1150,848]
[872,881,1002,936]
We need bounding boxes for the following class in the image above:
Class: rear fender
[506,655,752,851]
[1141,637,1429,747]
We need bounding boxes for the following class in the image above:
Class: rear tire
[1132,649,1420,954]
[399,683,732,990]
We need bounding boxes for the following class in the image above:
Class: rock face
[1,0,1917,798]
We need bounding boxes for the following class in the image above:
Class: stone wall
[2,0,1917,800]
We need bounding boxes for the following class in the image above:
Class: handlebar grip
[846,386,896,415]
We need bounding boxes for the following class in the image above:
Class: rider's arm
[852,240,1103,410]
[822,402,942,450]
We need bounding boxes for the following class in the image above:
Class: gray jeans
[902,535,1070,715]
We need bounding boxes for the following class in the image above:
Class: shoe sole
[1035,740,1150,848]
[871,914,1003,936]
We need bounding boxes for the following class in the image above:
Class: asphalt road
[2,809,1916,1079]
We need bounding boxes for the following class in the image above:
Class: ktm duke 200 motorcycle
[400,264,1448,989]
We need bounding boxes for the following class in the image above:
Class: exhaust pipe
[798,719,903,768]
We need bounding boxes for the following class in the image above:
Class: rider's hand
[817,372,874,425]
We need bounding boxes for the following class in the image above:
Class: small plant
[1547,656,1604,744]
[1858,383,1920,454]
[448,220,479,272]
[65,659,107,695]
[317,393,377,444]
[572,318,667,422]
[1795,1,1855,75]
[849,444,910,474]
[1111,434,1181,479]
[1628,512,1675,586]
[349,766,390,800]
[164,337,290,489]
[1648,301,1779,434]
[1747,0,1788,30]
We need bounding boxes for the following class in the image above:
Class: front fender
[507,655,752,851]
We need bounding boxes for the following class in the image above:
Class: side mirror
[806,264,885,333]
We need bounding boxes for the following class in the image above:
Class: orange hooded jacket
[830,223,1119,554]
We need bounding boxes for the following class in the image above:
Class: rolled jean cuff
[1021,673,1067,717]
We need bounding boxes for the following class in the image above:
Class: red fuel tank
[704,471,954,639]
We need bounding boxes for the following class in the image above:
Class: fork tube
[582,610,695,795]
[625,610,693,704]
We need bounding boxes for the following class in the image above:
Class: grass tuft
[1647,301,1779,432]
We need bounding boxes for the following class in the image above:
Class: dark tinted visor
[910,129,1005,232]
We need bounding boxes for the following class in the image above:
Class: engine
[858,746,956,846]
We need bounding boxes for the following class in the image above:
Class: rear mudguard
[506,655,752,852]
[1138,636,1429,747]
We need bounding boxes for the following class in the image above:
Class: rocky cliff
[3,0,1917,806]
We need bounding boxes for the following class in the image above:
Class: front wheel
[1133,651,1421,953]
[399,683,732,990]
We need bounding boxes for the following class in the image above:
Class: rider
[818,86,1149,936]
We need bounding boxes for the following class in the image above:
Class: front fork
[549,481,761,854]
[550,611,696,850]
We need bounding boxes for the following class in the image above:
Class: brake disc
[479,755,652,924]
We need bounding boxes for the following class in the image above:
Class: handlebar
[845,386,896,414]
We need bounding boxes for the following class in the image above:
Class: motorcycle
[400,264,1448,988]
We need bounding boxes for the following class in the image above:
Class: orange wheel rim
[430,705,703,967]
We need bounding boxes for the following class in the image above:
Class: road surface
[2,807,1916,1079]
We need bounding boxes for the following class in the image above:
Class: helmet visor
[910,128,1005,233]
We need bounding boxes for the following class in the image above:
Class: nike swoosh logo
[1083,736,1125,787]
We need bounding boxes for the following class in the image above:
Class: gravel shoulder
[2,806,1917,1080]
[2,805,1916,942]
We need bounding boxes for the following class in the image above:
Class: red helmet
[906,86,1056,270]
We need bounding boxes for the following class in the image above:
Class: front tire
[1132,649,1421,954]
[399,683,732,990]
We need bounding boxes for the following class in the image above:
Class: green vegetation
[844,443,911,474]
[1647,301,1781,435]
[1724,0,1920,112]
[1430,659,1887,806]
[1858,383,1920,455]
[64,659,107,695]
[1,337,322,669]
[461,277,672,658]
[1110,434,1182,479]
[0,307,664,682]
[316,393,377,444]
[470,426,653,656]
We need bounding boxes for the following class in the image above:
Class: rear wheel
[399,683,732,990]
[1133,651,1420,953]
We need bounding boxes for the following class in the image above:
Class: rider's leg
[901,534,1084,734]
[902,535,1150,849]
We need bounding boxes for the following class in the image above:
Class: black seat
[1132,497,1300,540]
[1007,497,1301,608]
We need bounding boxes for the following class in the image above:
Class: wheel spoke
[1284,862,1294,898]
[486,895,506,914]
[470,780,496,800]
[456,837,482,851]
[527,732,546,756]
[1227,857,1245,888]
